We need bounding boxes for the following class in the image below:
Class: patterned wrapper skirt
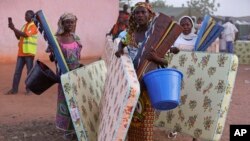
[128,90,155,141]
[56,84,74,131]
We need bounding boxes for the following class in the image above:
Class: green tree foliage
[186,0,220,16]
[151,0,173,7]
[151,0,165,7]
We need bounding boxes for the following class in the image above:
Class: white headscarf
[178,16,197,40]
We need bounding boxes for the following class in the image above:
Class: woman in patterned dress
[115,2,169,141]
[48,13,82,140]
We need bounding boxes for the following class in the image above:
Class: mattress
[154,51,238,140]
[61,36,140,141]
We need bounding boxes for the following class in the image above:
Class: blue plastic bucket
[143,68,183,110]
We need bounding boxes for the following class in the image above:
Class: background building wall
[0,0,118,63]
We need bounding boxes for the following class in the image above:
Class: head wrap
[56,13,77,35]
[123,2,155,47]
[178,16,195,32]
[134,2,154,14]
[178,16,197,40]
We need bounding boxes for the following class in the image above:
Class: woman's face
[134,6,150,26]
[62,19,76,32]
[180,17,193,35]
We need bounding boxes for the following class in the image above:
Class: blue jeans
[226,41,234,53]
[11,56,34,92]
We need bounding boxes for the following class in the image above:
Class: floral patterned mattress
[61,36,238,141]
[60,37,140,141]
[234,40,250,64]
[154,51,238,140]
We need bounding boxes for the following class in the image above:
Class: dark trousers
[226,41,234,53]
[11,56,34,92]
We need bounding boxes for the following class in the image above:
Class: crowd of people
[111,5,239,54]
[113,2,239,141]
[5,1,241,141]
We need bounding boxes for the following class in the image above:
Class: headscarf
[55,13,82,47]
[123,2,155,47]
[178,16,197,40]
[56,13,77,36]
[133,2,154,14]
[128,2,155,34]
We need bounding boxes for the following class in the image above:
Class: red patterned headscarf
[134,2,154,14]
[124,2,155,47]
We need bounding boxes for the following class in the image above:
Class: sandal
[5,89,17,95]
[168,131,177,139]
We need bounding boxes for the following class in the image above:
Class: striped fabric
[194,15,224,51]
[136,13,183,81]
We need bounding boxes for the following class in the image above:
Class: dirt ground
[0,59,250,141]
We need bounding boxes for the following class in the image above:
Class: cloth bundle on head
[56,13,77,35]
